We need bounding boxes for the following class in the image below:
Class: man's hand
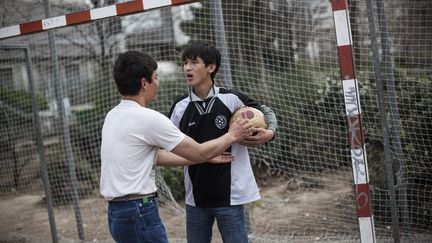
[228,118,253,142]
[208,152,235,164]
[239,128,275,147]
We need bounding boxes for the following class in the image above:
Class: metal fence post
[25,45,60,243]
[365,1,401,242]
[43,0,85,240]
[375,0,410,235]
[0,44,59,243]
[211,0,234,89]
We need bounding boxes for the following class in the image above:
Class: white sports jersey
[100,100,185,200]
[169,86,261,207]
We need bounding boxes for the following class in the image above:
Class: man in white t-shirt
[100,51,252,243]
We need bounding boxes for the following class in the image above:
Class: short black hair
[181,41,221,81]
[113,50,158,96]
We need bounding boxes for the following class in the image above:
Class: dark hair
[113,50,158,96]
[181,41,221,81]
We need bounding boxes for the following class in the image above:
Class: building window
[0,68,14,89]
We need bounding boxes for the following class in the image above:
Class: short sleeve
[148,112,185,151]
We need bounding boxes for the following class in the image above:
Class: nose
[184,62,192,71]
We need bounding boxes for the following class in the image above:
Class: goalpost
[332,0,376,242]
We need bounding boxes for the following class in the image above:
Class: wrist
[268,128,276,141]
[225,131,237,143]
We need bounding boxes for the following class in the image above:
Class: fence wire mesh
[0,0,431,242]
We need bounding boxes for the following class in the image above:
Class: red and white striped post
[0,0,195,40]
[331,0,377,242]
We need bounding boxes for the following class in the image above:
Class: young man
[168,41,278,243]
[100,50,252,243]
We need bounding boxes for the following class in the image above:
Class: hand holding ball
[229,107,268,132]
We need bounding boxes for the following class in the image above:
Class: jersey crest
[215,114,228,129]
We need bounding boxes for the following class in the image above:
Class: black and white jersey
[168,86,261,207]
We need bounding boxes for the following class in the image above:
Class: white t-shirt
[100,100,185,200]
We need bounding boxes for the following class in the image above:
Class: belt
[110,192,157,202]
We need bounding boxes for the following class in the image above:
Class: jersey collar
[188,85,220,101]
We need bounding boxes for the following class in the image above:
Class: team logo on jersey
[215,115,227,129]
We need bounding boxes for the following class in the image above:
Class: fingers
[240,139,258,147]
[235,118,253,127]
[238,129,271,146]
[209,153,235,163]
[251,127,264,133]
[220,152,232,156]
[219,156,235,162]
[236,118,253,133]
[230,118,254,142]
[248,128,253,136]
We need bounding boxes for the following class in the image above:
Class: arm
[157,150,234,166]
[260,104,278,133]
[161,118,251,164]
[240,104,277,146]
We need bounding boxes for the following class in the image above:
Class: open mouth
[186,73,193,81]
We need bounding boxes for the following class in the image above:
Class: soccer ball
[229,106,268,129]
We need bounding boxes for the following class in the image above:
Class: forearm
[157,149,195,166]
[170,118,249,162]
[260,104,278,132]
[197,133,236,160]
[171,133,236,163]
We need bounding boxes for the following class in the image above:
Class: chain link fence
[0,0,431,242]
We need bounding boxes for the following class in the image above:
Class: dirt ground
[0,173,361,243]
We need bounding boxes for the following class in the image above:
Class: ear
[141,77,147,90]
[208,63,216,73]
